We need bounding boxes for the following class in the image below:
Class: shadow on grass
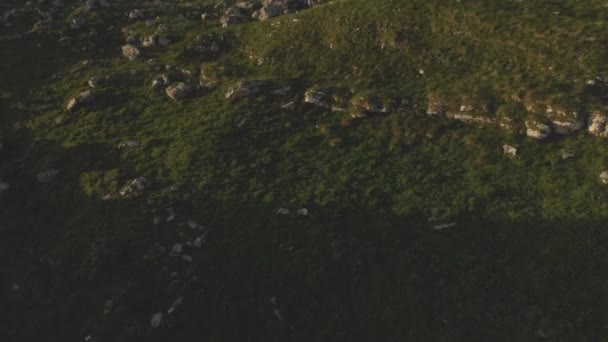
[0,137,607,342]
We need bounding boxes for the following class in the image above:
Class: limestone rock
[526,121,552,139]
[600,171,608,184]
[503,144,517,157]
[588,111,608,137]
[121,44,140,60]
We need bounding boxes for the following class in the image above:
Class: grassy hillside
[2,0,608,340]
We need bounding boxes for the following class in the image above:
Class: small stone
[182,255,193,262]
[193,237,203,247]
[11,283,20,291]
[150,312,163,328]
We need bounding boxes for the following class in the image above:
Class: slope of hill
[2,0,608,341]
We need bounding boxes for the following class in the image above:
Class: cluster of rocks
[217,0,329,27]
[425,94,608,140]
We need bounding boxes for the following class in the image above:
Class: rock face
[120,177,150,198]
[66,90,95,111]
[165,83,192,100]
[121,44,140,60]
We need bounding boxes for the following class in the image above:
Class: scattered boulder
[128,9,144,20]
[601,171,608,184]
[276,208,290,215]
[165,82,192,100]
[225,80,267,99]
[88,76,103,88]
[141,35,157,47]
[220,7,252,27]
[118,140,142,148]
[150,313,163,328]
[304,88,333,108]
[171,243,183,255]
[66,90,95,111]
[296,208,308,216]
[526,121,552,139]
[588,111,608,137]
[37,169,59,183]
[119,177,150,198]
[561,148,575,160]
[121,44,140,61]
[0,179,10,193]
[503,144,517,157]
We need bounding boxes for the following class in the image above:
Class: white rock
[433,223,456,231]
[150,312,163,328]
[276,208,290,215]
[502,144,517,157]
[296,208,309,216]
[129,9,144,19]
[0,180,10,193]
[187,220,201,229]
[182,255,193,262]
[600,171,608,184]
[193,237,203,247]
[171,243,183,254]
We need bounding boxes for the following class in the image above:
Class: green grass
[3,0,608,341]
